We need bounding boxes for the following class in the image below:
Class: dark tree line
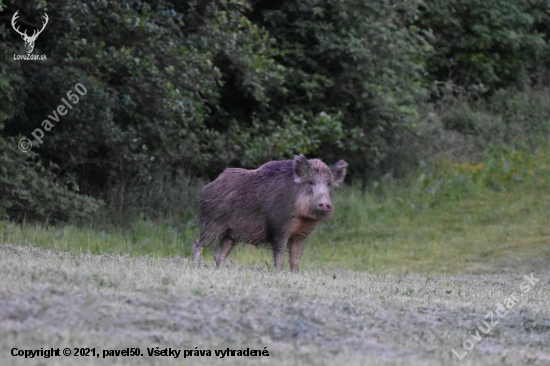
[1,0,549,223]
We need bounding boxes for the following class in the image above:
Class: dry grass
[0,244,548,365]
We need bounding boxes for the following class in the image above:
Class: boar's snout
[317,200,331,212]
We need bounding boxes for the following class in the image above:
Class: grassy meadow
[0,244,548,366]
[2,143,550,275]
[2,143,550,365]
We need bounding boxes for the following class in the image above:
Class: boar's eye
[309,180,314,185]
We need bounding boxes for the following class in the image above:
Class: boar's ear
[293,154,311,183]
[331,160,348,187]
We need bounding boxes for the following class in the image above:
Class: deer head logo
[11,11,49,54]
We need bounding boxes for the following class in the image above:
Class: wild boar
[192,154,348,270]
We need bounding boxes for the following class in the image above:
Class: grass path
[0,244,548,365]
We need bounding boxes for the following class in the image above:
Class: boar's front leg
[270,234,290,270]
[214,236,235,267]
[288,237,307,271]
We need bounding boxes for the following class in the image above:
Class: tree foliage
[0,137,99,223]
[246,0,429,179]
[0,0,548,222]
[417,0,549,92]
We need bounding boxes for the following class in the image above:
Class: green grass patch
[2,143,550,274]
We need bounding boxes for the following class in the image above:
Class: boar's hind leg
[214,236,235,267]
[289,237,307,271]
[192,234,217,265]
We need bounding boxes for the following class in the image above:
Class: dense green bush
[0,0,288,222]
[417,0,549,92]
[0,0,549,223]
[246,0,429,180]
[442,105,489,135]
[1,0,281,182]
[0,137,99,223]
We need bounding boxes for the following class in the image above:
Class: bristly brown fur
[192,155,348,270]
